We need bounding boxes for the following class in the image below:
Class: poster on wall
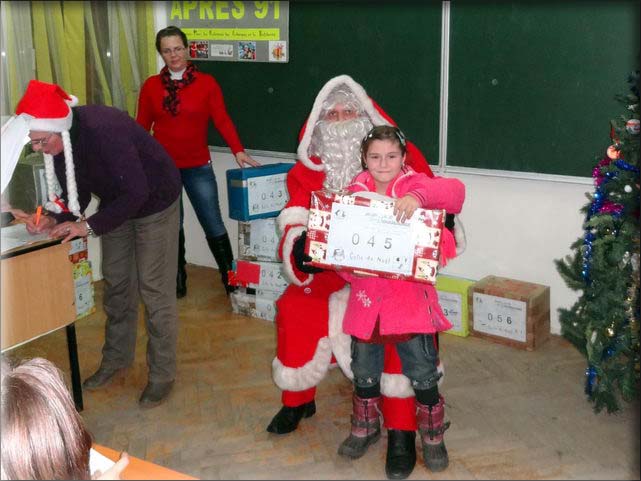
[167,1,289,63]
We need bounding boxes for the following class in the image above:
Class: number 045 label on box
[472,292,526,342]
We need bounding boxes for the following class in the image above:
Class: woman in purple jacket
[336,126,465,477]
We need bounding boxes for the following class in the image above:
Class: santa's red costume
[268,73,464,432]
[268,75,467,478]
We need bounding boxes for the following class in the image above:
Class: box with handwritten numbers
[68,237,95,319]
[228,259,288,294]
[230,287,280,322]
[238,218,280,262]
[436,275,476,337]
[304,190,445,284]
[226,162,294,221]
[468,275,550,351]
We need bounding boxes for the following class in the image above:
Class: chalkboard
[447,1,640,176]
[198,1,443,163]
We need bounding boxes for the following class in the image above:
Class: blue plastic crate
[226,162,294,221]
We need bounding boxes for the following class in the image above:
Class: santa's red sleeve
[276,163,323,286]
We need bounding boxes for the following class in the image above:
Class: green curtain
[17,0,157,116]
[31,1,86,102]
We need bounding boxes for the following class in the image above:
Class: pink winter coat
[340,166,465,340]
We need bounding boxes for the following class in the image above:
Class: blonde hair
[1,357,92,480]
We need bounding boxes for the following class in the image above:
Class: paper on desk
[89,448,116,477]
[1,223,50,254]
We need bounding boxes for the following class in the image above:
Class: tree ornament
[621,251,631,265]
[626,118,640,134]
[556,74,640,413]
[606,145,621,159]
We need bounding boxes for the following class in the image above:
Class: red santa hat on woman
[2,80,81,217]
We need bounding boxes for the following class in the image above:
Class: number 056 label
[472,292,526,342]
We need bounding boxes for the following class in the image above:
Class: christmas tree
[556,72,640,413]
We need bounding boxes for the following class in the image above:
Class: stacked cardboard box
[68,237,95,319]
[227,163,294,321]
[468,275,550,351]
[435,275,476,337]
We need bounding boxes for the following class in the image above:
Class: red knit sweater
[136,71,244,169]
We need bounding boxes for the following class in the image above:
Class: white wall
[438,169,591,334]
[87,148,592,336]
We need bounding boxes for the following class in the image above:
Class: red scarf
[161,62,197,116]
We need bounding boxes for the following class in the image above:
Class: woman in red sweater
[137,26,260,297]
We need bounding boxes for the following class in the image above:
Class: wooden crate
[468,275,550,351]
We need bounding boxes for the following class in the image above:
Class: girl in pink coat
[337,126,465,477]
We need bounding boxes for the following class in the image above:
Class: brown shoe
[82,366,125,390]
[139,380,174,409]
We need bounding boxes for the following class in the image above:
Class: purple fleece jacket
[51,105,181,235]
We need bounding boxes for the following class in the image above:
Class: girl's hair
[360,125,407,168]
[1,357,93,480]
[155,25,188,53]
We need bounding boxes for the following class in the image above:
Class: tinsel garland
[583,155,639,396]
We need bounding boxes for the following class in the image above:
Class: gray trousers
[100,199,179,383]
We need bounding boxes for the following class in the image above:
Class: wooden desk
[1,239,84,410]
[93,444,198,480]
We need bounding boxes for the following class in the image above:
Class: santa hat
[2,80,81,217]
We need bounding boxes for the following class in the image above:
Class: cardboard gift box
[238,218,280,262]
[68,238,95,319]
[436,274,476,337]
[304,190,444,284]
[226,162,294,221]
[468,275,550,351]
[228,259,289,294]
[230,288,281,322]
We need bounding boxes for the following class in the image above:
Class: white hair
[42,131,80,218]
[311,117,373,191]
[306,85,374,190]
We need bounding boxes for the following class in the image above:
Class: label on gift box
[437,290,463,333]
[250,218,280,259]
[230,289,278,322]
[247,174,289,216]
[472,292,526,342]
[231,259,288,293]
[239,219,280,261]
[258,261,288,292]
[73,260,94,318]
[305,190,444,284]
[255,296,276,321]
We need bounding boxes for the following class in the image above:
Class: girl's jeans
[351,333,441,391]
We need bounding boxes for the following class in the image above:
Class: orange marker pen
[35,205,43,226]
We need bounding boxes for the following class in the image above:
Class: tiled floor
[7,264,640,480]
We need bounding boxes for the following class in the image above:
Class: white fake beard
[310,117,373,191]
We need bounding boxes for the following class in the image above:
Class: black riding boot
[206,233,237,295]
[176,228,187,298]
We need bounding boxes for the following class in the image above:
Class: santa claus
[267,75,464,479]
